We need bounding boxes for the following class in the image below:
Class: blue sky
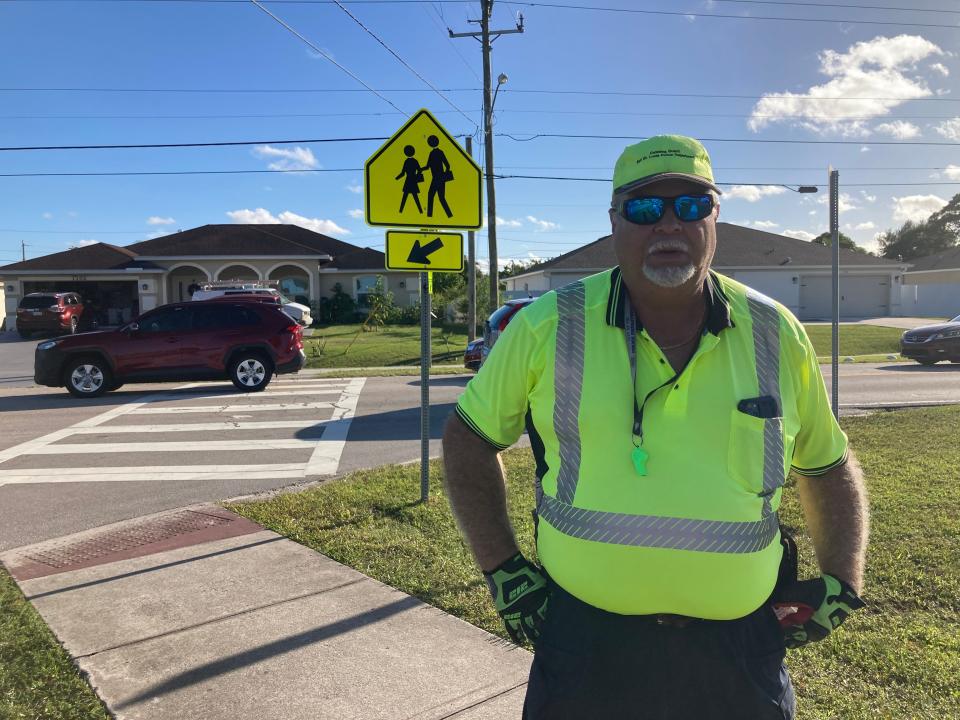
[2,0,959,269]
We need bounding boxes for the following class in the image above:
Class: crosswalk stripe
[71,420,325,434]
[131,402,333,414]
[0,464,307,485]
[306,377,366,476]
[26,439,319,454]
[140,389,341,402]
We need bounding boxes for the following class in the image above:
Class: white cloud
[934,118,960,141]
[346,181,363,194]
[891,194,948,223]
[782,230,817,241]
[722,185,787,202]
[752,220,779,229]
[252,145,318,172]
[347,209,364,219]
[68,239,99,248]
[226,208,349,235]
[860,191,877,203]
[930,62,950,76]
[749,35,943,136]
[848,221,876,231]
[874,120,920,139]
[817,192,859,213]
[526,215,560,231]
[67,211,78,217]
[42,212,53,220]
[146,216,175,226]
[860,146,871,152]
[943,164,960,180]
[497,216,523,228]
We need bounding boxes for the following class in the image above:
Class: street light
[493,73,508,111]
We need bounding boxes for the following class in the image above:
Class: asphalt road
[0,374,473,551]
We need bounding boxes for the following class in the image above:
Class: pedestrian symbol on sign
[365,108,481,230]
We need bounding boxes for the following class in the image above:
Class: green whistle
[632,447,649,476]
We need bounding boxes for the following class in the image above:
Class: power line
[497,133,960,146]
[710,0,960,14]
[5,109,960,121]
[0,136,391,151]
[329,0,476,127]
[494,173,960,188]
[250,0,408,115]
[506,1,957,29]
[4,86,959,102]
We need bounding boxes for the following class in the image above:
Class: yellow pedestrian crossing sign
[385,231,464,272]
[365,109,482,230]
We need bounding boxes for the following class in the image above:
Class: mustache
[646,239,690,255]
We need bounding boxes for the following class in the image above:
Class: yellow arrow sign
[365,109,482,230]
[385,231,464,272]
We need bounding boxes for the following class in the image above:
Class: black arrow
[407,237,444,265]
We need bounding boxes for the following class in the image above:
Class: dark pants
[523,584,795,720]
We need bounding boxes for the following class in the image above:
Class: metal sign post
[830,167,840,419]
[420,272,432,503]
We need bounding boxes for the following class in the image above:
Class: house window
[355,275,382,308]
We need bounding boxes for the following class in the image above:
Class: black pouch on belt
[772,525,799,599]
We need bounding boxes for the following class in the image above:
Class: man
[442,135,869,719]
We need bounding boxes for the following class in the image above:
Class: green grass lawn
[303,322,906,369]
[229,405,960,720]
[803,325,904,357]
[0,569,110,720]
[304,324,470,368]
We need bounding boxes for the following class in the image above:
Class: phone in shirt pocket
[727,395,797,495]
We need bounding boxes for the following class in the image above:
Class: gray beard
[642,262,697,288]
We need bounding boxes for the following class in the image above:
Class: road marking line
[25,439,319,454]
[0,384,204,463]
[69,420,326,434]
[131,402,334,414]
[305,377,366,476]
[138,389,341,403]
[0,464,308,485]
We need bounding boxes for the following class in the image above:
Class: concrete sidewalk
[1,505,531,719]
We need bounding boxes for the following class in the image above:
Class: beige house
[898,246,960,318]
[0,224,419,329]
[504,223,908,321]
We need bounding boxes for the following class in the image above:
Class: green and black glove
[483,552,549,645]
[772,573,866,649]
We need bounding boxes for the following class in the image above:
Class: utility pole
[829,167,840,419]
[466,136,477,340]
[21,240,27,262]
[449,2,523,314]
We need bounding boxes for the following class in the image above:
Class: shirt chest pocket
[727,409,797,495]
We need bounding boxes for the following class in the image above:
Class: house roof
[0,225,391,274]
[125,224,361,258]
[905,245,960,272]
[515,223,902,277]
[326,247,391,270]
[0,242,155,272]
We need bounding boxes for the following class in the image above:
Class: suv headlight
[37,340,58,350]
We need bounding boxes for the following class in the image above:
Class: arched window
[268,264,311,305]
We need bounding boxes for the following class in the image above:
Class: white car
[191,287,313,327]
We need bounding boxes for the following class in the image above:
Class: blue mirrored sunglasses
[616,194,714,225]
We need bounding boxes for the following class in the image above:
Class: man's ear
[608,207,618,233]
[714,202,720,220]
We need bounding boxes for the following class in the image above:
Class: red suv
[16,292,85,338]
[34,301,305,398]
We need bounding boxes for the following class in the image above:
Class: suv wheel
[229,353,273,392]
[65,357,112,398]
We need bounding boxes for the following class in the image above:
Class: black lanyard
[624,305,683,475]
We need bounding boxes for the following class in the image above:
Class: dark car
[480,298,537,368]
[16,292,85,338]
[464,338,483,371]
[34,300,305,398]
[900,314,960,365]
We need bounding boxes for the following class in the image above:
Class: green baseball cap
[612,135,721,196]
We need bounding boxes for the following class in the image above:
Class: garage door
[799,275,890,320]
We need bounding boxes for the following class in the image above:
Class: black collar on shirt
[604,266,734,336]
